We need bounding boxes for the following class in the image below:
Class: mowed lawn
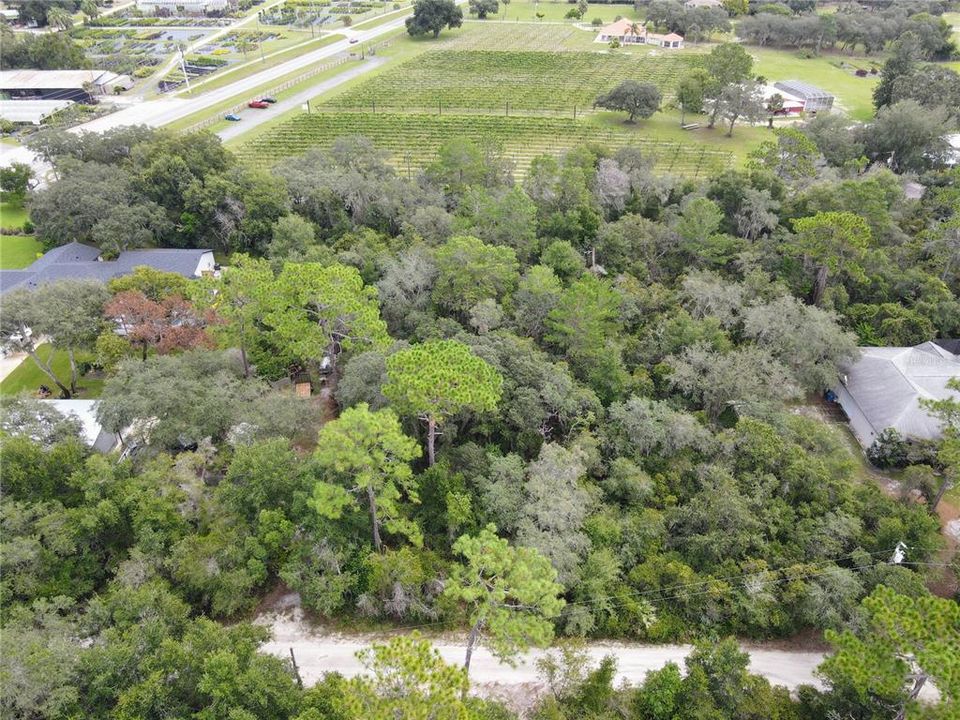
[750,48,880,120]
[0,344,103,398]
[485,0,640,23]
[0,199,28,229]
[1,235,43,269]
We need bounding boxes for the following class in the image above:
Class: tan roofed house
[595,20,684,48]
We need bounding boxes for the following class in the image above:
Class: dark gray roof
[0,270,36,292]
[112,249,211,277]
[0,242,212,295]
[773,80,834,100]
[29,241,101,271]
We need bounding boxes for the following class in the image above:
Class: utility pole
[257,14,265,63]
[179,45,191,92]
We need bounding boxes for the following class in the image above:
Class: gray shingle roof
[836,342,960,445]
[0,242,212,294]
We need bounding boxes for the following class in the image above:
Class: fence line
[184,52,356,133]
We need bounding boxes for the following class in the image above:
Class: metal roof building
[773,80,834,112]
[833,342,960,448]
[0,69,134,103]
[0,99,74,125]
[0,242,216,294]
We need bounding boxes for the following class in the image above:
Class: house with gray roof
[833,342,960,449]
[0,242,216,294]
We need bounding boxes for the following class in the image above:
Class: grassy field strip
[236,112,734,177]
[351,3,413,29]
[204,58,380,137]
[175,33,346,96]
[168,51,364,132]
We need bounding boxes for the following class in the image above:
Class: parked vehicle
[349,38,359,44]
[225,113,241,121]
[248,100,270,109]
[260,97,277,103]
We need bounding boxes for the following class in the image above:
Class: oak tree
[594,81,662,123]
[406,0,463,38]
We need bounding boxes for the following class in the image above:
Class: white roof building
[0,69,133,99]
[136,0,231,14]
[834,342,960,448]
[0,99,74,125]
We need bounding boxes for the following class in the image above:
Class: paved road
[216,57,385,142]
[0,10,411,172]
[257,609,826,693]
[73,16,408,135]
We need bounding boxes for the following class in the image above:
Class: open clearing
[238,112,734,176]
[323,49,705,113]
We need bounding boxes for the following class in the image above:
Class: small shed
[773,80,834,113]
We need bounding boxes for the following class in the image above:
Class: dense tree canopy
[4,90,959,720]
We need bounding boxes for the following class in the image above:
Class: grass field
[481,0,639,23]
[0,199,28,230]
[237,111,736,176]
[1,235,43,269]
[323,49,705,112]
[0,345,103,399]
[750,48,880,121]
[444,19,677,51]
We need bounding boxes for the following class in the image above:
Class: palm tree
[628,21,641,43]
[236,37,255,58]
[46,6,74,30]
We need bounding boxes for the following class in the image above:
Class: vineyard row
[238,113,732,177]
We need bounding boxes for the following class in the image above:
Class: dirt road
[256,605,826,695]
